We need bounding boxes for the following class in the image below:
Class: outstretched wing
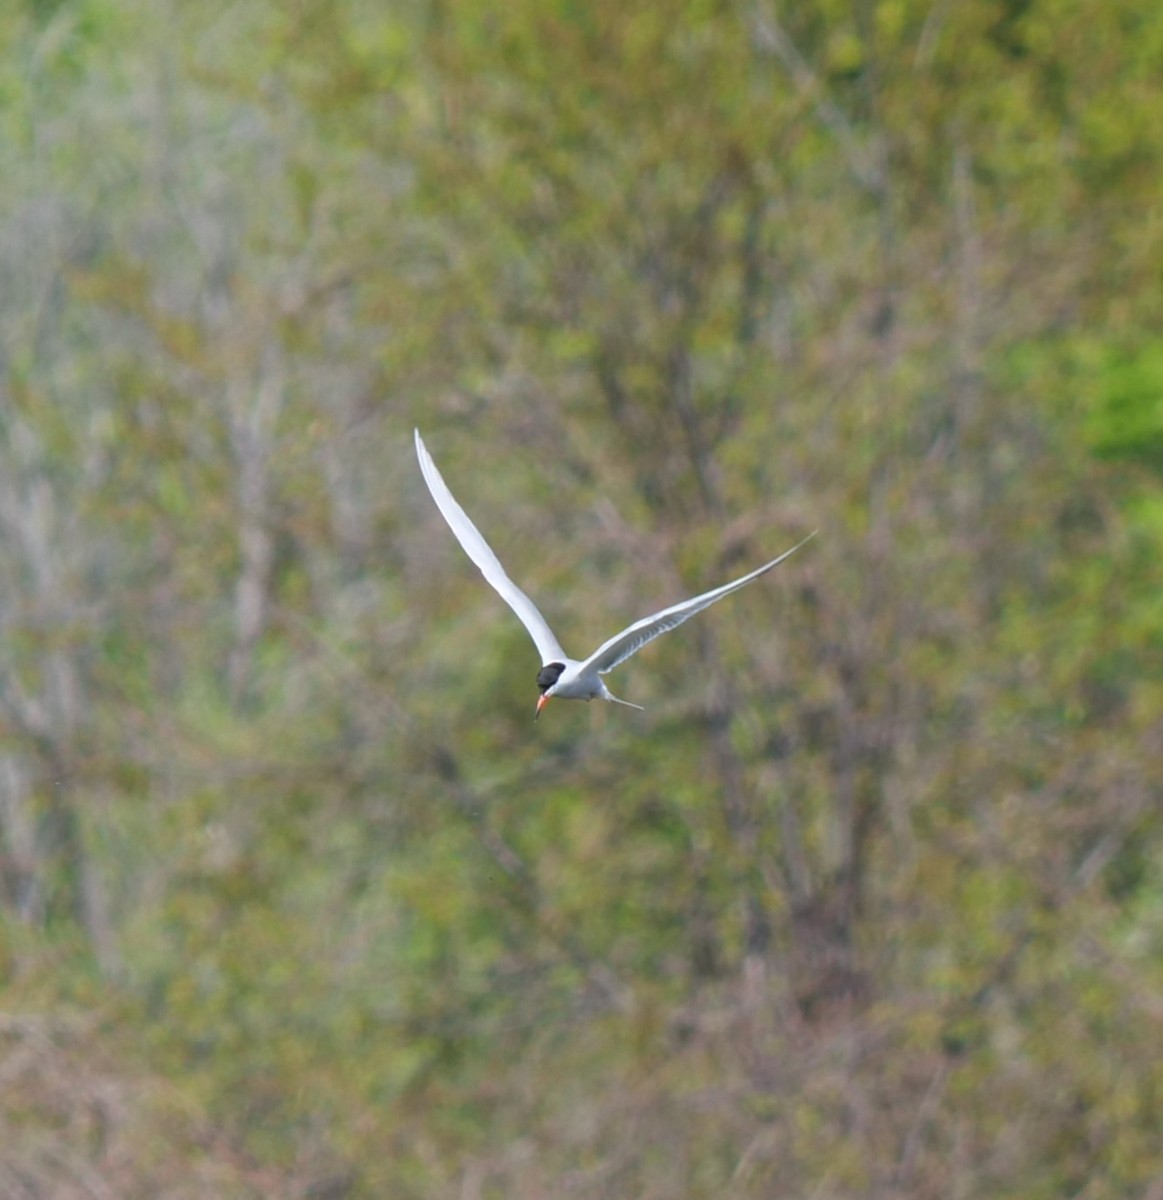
[579,533,815,676]
[414,429,567,666]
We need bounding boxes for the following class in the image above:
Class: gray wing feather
[580,533,816,676]
[414,429,567,665]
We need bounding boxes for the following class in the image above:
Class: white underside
[547,660,642,708]
[548,660,605,701]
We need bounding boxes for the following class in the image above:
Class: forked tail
[605,692,644,712]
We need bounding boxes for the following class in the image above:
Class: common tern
[414,428,814,718]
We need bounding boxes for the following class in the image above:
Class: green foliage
[0,0,1161,1195]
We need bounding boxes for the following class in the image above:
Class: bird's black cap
[536,662,566,693]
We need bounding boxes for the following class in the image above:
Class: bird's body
[414,429,813,718]
[535,659,633,707]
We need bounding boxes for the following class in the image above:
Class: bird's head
[535,662,566,720]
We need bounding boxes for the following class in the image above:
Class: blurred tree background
[0,0,1161,1195]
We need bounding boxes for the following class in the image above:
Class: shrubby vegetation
[1,0,1160,1195]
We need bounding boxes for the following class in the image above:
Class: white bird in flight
[414,428,814,719]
